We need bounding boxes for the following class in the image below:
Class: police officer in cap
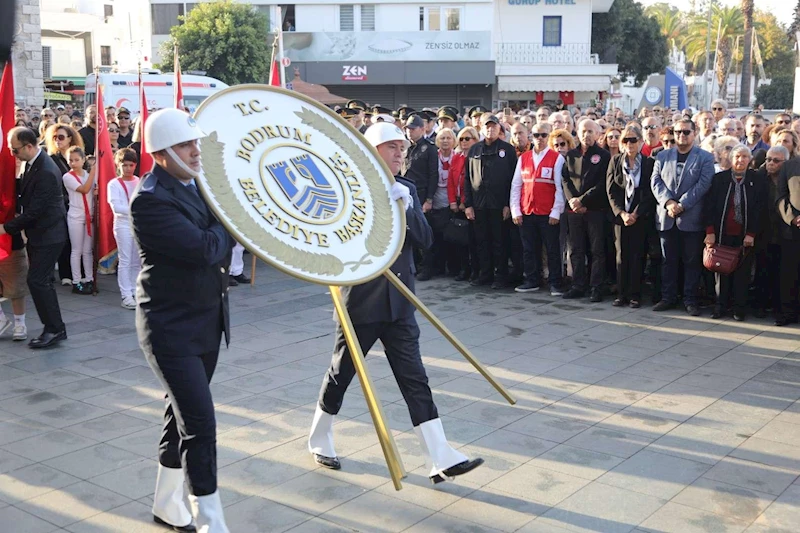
[308,122,484,484]
[346,99,369,133]
[132,108,234,533]
[437,107,459,133]
[337,107,360,130]
[468,106,488,130]
[420,110,437,141]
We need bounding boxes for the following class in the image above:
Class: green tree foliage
[789,0,800,44]
[645,3,686,50]
[755,75,794,109]
[757,11,795,80]
[683,5,743,100]
[591,0,669,86]
[158,1,269,86]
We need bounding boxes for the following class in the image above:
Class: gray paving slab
[2,266,800,533]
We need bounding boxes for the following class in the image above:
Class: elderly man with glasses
[753,145,790,320]
[650,118,715,316]
[710,100,728,123]
[640,116,662,157]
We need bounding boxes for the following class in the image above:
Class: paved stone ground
[1,261,800,532]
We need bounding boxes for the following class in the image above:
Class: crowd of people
[6,101,253,347]
[331,98,800,326]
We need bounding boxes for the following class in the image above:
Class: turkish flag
[0,61,16,260]
[95,85,118,269]
[174,50,184,110]
[138,72,154,174]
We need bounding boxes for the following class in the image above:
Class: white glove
[390,181,413,210]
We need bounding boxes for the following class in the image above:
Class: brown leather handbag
[703,244,743,275]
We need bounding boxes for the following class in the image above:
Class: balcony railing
[496,43,600,65]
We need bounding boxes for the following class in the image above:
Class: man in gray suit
[650,118,715,316]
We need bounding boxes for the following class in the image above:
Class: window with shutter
[361,5,375,31]
[340,5,355,31]
[42,46,51,80]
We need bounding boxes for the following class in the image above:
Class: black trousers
[147,347,220,496]
[57,231,71,281]
[422,208,450,275]
[754,243,782,314]
[26,242,65,333]
[614,221,647,300]
[715,234,754,313]
[318,317,438,427]
[566,210,606,290]
[780,239,800,317]
[644,223,663,302]
[473,208,509,282]
[520,214,562,288]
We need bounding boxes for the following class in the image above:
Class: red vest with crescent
[519,148,559,216]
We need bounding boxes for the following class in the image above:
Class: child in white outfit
[62,146,96,295]
[108,148,141,309]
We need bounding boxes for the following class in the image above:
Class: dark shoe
[515,281,541,293]
[775,315,794,327]
[470,277,492,287]
[430,458,485,484]
[711,306,723,319]
[416,270,432,282]
[589,288,603,303]
[562,288,585,299]
[491,279,510,290]
[232,273,250,284]
[652,300,675,312]
[686,304,701,317]
[153,515,196,532]
[313,454,341,470]
[454,272,468,282]
[629,300,641,309]
[28,330,67,349]
[733,311,745,322]
[228,276,239,287]
[612,298,628,307]
[71,282,91,295]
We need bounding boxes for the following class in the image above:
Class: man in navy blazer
[650,118,715,316]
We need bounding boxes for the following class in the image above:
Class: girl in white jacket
[62,146,96,295]
[108,148,141,309]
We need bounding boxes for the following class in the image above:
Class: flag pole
[91,66,100,295]
[277,6,286,88]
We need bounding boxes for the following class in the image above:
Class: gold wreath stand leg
[329,286,406,490]
[383,271,517,406]
[250,255,257,286]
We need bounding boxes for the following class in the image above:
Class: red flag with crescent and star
[95,83,117,269]
[0,60,16,260]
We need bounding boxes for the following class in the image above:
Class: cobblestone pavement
[1,262,799,532]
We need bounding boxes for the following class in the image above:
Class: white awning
[498,75,611,93]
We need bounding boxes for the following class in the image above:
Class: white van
[84,71,228,116]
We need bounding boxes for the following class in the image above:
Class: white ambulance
[84,71,228,116]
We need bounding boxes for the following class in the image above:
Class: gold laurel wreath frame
[193,85,515,492]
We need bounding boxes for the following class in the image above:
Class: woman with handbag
[606,125,656,308]
[448,127,477,281]
[703,145,766,321]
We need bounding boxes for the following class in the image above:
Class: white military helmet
[145,108,206,154]
[363,122,410,150]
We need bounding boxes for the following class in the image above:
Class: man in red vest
[510,122,566,295]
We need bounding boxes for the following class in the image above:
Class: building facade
[41,0,149,92]
[148,0,618,111]
[493,0,617,109]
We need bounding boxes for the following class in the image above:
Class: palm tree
[740,0,754,106]
[646,3,686,50]
[683,5,744,100]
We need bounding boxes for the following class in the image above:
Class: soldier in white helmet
[308,122,484,485]
[131,108,234,533]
